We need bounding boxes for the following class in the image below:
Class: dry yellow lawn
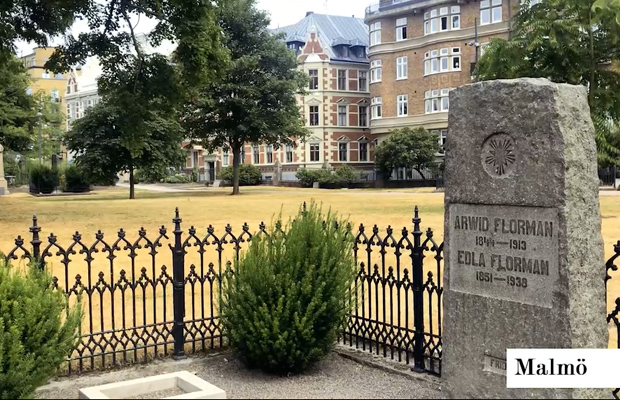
[0,186,619,363]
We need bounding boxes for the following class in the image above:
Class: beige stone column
[0,144,8,195]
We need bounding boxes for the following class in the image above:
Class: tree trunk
[414,167,426,181]
[232,145,241,195]
[129,165,135,200]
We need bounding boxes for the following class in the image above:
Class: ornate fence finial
[30,214,42,266]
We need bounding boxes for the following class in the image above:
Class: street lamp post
[37,106,43,164]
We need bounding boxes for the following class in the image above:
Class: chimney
[306,11,314,17]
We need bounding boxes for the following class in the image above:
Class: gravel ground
[37,352,441,399]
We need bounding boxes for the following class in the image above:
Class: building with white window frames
[366,0,520,164]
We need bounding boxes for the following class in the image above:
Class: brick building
[365,0,520,177]
[195,12,374,183]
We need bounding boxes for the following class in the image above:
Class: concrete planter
[78,371,226,399]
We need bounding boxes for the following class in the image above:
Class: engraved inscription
[484,354,507,376]
[449,204,559,307]
[482,133,516,178]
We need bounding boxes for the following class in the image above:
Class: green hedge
[29,163,59,194]
[0,260,82,398]
[296,166,363,187]
[221,202,356,373]
[220,164,261,186]
[60,164,91,193]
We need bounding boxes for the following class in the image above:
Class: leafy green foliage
[295,167,363,187]
[164,174,192,184]
[374,128,441,180]
[182,0,308,195]
[333,165,363,185]
[0,259,82,399]
[29,163,59,193]
[220,164,261,186]
[0,55,34,153]
[475,0,620,165]
[0,0,88,60]
[134,167,168,184]
[221,203,356,373]
[66,60,187,199]
[60,164,91,192]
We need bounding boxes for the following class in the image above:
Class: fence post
[30,214,42,269]
[171,208,186,359]
[412,206,426,373]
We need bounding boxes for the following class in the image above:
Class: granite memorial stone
[443,78,608,399]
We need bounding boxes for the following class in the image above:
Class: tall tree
[0,55,34,152]
[67,55,186,199]
[475,0,620,165]
[182,0,308,195]
[0,56,64,159]
[374,127,441,181]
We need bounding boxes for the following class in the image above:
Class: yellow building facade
[20,47,70,122]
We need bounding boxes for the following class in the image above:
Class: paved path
[116,183,194,193]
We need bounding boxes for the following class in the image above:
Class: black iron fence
[606,242,620,399]
[2,206,443,376]
[599,166,617,188]
[5,206,620,388]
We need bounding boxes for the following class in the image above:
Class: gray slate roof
[272,13,369,63]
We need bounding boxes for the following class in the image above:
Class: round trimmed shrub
[221,202,356,374]
[0,260,82,398]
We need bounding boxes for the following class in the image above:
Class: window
[309,69,319,90]
[310,143,320,162]
[359,142,368,162]
[41,72,50,79]
[396,18,407,41]
[223,148,229,166]
[338,105,348,126]
[50,89,60,102]
[359,106,368,127]
[424,47,461,75]
[370,22,381,46]
[396,57,407,80]
[370,60,382,83]
[286,145,293,163]
[338,70,347,91]
[425,89,452,114]
[397,95,408,117]
[431,129,448,153]
[339,142,348,162]
[26,88,32,95]
[440,129,447,152]
[266,145,273,164]
[309,106,319,126]
[55,73,63,79]
[241,148,246,164]
[481,0,502,25]
[358,71,368,92]
[192,151,199,168]
[425,6,460,35]
[66,78,75,94]
[371,97,382,119]
[253,145,260,164]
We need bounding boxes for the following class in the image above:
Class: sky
[15,0,368,57]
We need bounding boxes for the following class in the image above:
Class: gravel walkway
[37,352,441,399]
